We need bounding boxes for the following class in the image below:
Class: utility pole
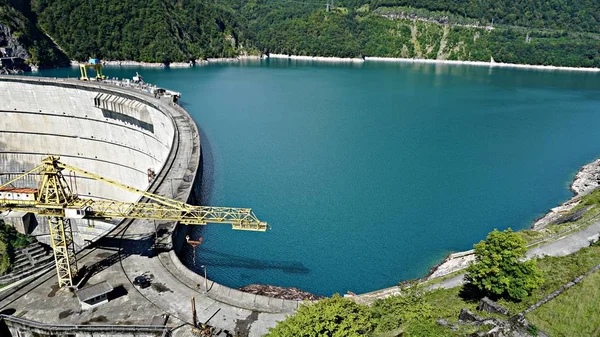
[201,265,208,292]
[191,297,197,328]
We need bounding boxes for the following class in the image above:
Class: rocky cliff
[0,23,32,74]
[0,0,69,70]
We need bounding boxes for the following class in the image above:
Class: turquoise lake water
[32,60,600,295]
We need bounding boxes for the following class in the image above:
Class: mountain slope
[1,0,600,67]
[234,0,600,67]
[30,0,253,62]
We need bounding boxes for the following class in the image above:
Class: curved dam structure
[0,77,174,246]
[0,76,292,337]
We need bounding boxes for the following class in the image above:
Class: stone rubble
[477,297,510,316]
[239,284,323,301]
[454,309,544,337]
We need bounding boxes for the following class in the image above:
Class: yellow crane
[79,58,105,81]
[0,156,267,288]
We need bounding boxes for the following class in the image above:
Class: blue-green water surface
[32,60,600,295]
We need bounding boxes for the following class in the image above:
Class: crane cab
[65,207,91,219]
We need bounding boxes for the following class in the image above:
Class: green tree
[0,221,34,275]
[266,294,375,337]
[466,228,542,301]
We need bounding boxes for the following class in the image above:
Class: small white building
[76,281,114,310]
[0,188,38,202]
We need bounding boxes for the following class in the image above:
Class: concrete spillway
[0,77,175,246]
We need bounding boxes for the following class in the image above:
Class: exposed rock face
[0,23,31,74]
[0,23,31,60]
[458,309,545,337]
[571,158,600,195]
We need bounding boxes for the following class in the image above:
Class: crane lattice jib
[0,156,268,287]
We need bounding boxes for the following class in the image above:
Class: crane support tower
[79,58,105,81]
[0,156,268,288]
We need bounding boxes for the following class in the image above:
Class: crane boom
[0,156,268,287]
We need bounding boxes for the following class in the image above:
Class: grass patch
[401,245,600,335]
[494,245,600,314]
[575,189,600,210]
[527,269,600,336]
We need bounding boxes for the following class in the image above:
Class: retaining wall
[0,314,168,337]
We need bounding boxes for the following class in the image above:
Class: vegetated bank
[0,220,34,276]
[2,0,600,69]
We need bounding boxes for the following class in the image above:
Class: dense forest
[30,0,252,62]
[1,0,600,67]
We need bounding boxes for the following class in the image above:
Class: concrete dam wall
[0,77,301,335]
[0,77,175,246]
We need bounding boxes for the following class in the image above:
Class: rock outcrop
[0,23,31,60]
[456,309,546,337]
[477,297,510,316]
[571,158,600,195]
[532,158,600,229]
[0,23,31,74]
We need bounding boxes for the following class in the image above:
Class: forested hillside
[232,0,600,67]
[30,0,253,62]
[1,0,600,67]
[368,0,600,33]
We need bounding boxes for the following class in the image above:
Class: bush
[370,289,433,333]
[0,221,34,275]
[266,294,375,337]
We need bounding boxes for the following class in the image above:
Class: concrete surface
[0,77,174,247]
[0,76,291,337]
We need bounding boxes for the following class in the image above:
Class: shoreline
[68,53,600,73]
[355,157,600,301]
[70,55,263,69]
[268,53,600,72]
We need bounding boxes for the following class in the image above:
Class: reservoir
[32,60,600,295]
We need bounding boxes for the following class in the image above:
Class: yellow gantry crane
[79,58,105,81]
[0,156,267,288]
